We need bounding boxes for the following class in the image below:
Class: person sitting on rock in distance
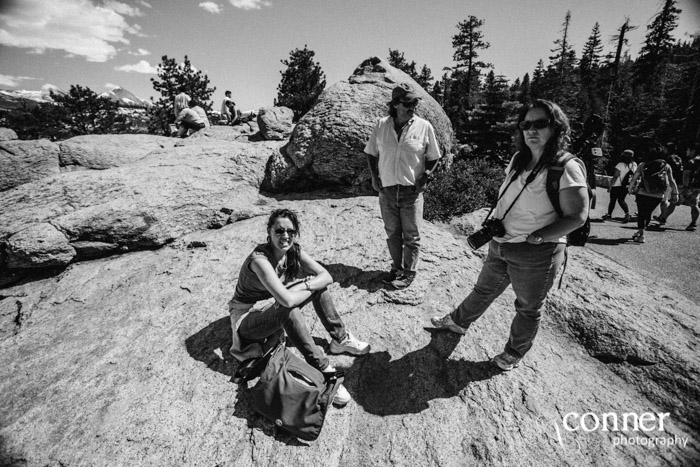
[228,208,370,407]
[221,90,238,125]
[173,92,190,120]
[628,147,678,243]
[431,100,589,371]
[175,99,209,138]
[603,149,637,223]
[364,83,442,290]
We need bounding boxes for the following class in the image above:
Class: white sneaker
[330,332,370,355]
[333,384,351,407]
[430,314,467,335]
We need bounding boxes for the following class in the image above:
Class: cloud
[229,0,271,11]
[0,73,36,87]
[199,2,221,14]
[138,1,152,8]
[115,60,158,74]
[105,83,120,90]
[103,1,144,17]
[129,48,151,56]
[0,0,140,62]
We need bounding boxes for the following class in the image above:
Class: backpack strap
[546,152,587,216]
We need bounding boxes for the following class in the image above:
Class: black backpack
[233,339,344,441]
[688,158,700,188]
[545,153,592,247]
[620,164,635,188]
[641,159,669,194]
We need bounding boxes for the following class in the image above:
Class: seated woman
[229,208,370,406]
[175,100,208,137]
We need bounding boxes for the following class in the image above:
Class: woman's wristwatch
[529,233,544,245]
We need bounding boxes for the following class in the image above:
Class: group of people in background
[226,85,592,409]
[170,90,241,138]
[603,142,700,243]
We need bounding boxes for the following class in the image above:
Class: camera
[467,218,506,250]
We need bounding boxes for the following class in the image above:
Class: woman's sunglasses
[518,119,551,131]
[397,100,418,108]
[274,228,296,236]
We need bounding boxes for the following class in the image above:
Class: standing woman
[603,149,637,222]
[431,100,589,370]
[229,209,370,406]
[627,150,678,243]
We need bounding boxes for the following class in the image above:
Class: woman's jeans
[635,194,662,230]
[608,187,629,216]
[378,186,424,273]
[237,288,347,370]
[451,240,565,358]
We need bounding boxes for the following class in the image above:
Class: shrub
[424,157,505,222]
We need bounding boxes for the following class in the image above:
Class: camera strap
[483,163,544,224]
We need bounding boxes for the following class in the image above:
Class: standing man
[364,83,441,290]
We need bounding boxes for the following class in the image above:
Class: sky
[1,0,699,112]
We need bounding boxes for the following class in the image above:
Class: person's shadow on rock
[345,329,501,415]
[324,263,387,292]
[185,316,236,378]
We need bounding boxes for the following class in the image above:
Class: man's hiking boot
[623,213,631,223]
[653,215,666,225]
[381,269,400,284]
[491,352,521,371]
[391,272,415,290]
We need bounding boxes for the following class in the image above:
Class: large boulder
[264,57,453,193]
[0,139,60,192]
[0,127,18,141]
[0,139,285,278]
[58,134,175,171]
[257,106,294,141]
[0,197,697,466]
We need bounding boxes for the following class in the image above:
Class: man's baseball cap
[391,83,421,103]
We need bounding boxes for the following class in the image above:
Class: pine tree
[451,15,491,109]
[149,55,216,134]
[387,49,433,92]
[635,0,682,94]
[548,11,578,105]
[275,45,326,122]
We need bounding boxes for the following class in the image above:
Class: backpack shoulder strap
[546,152,584,217]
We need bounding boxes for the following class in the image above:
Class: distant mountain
[0,85,151,111]
[98,86,152,109]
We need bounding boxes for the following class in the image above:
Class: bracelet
[304,277,311,291]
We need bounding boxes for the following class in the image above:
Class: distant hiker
[654,143,684,226]
[228,209,370,407]
[364,83,441,290]
[221,90,238,125]
[175,99,209,137]
[603,149,637,223]
[173,92,190,120]
[628,149,678,243]
[431,100,588,371]
[654,143,700,231]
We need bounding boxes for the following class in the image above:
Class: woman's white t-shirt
[492,156,587,243]
[611,162,637,188]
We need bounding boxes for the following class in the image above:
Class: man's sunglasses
[518,119,551,131]
[397,100,418,108]
[274,228,296,236]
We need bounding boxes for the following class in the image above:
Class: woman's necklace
[276,254,287,273]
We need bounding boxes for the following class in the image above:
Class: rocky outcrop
[0,139,285,280]
[58,134,175,171]
[0,127,18,141]
[0,139,60,191]
[264,57,453,193]
[257,106,294,141]
[0,196,697,467]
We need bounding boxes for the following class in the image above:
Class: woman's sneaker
[686,223,697,231]
[333,384,351,407]
[430,314,467,335]
[602,214,611,220]
[330,333,370,355]
[623,213,631,223]
[491,352,521,371]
